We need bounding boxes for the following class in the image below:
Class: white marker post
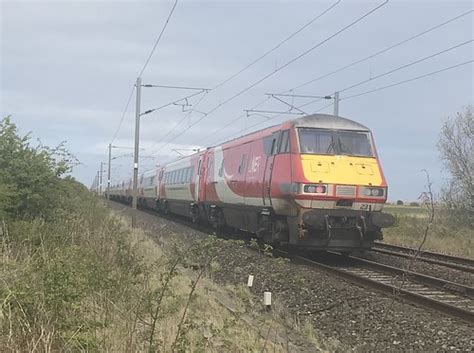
[247,275,254,288]
[263,291,272,310]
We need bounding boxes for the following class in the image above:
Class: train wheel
[209,207,224,229]
[191,206,200,224]
[162,201,169,215]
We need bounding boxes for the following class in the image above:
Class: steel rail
[372,242,474,274]
[280,251,474,324]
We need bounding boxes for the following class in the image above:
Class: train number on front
[360,204,372,211]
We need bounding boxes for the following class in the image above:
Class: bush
[0,117,77,220]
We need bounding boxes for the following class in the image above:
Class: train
[107,113,394,252]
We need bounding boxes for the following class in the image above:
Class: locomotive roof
[217,114,370,147]
[290,114,370,131]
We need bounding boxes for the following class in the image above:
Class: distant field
[382,205,473,258]
[384,204,428,218]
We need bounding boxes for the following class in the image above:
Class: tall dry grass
[383,208,473,258]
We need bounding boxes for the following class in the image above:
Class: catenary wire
[213,0,341,90]
[138,0,178,78]
[154,0,388,154]
[288,39,473,110]
[197,96,272,146]
[110,85,135,144]
[342,59,474,100]
[288,9,473,92]
[146,91,210,154]
[214,100,334,147]
[338,39,473,93]
[110,1,178,145]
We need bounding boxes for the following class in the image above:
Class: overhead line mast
[130,0,179,210]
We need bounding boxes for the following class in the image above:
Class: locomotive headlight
[371,188,382,196]
[303,184,327,194]
[364,187,385,197]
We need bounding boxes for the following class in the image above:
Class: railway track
[371,242,474,274]
[111,201,474,324]
[284,251,474,324]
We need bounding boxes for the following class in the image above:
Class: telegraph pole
[132,77,142,210]
[107,143,112,199]
[333,91,340,116]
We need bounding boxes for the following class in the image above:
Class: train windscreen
[298,128,373,157]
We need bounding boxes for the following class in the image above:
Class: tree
[437,106,473,212]
[396,200,404,206]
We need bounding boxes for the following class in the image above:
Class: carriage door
[262,131,281,206]
[157,169,163,200]
[194,157,203,201]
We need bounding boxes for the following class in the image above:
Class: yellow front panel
[300,155,383,186]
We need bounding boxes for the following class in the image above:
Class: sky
[1,0,473,202]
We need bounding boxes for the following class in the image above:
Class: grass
[384,204,428,218]
[382,206,473,258]
[1,196,332,352]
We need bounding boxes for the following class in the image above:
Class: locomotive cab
[286,114,394,251]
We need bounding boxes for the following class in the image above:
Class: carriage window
[271,132,280,155]
[183,168,188,183]
[184,168,189,183]
[279,130,290,153]
[184,168,189,182]
[188,167,194,182]
[182,168,187,183]
[263,136,273,156]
